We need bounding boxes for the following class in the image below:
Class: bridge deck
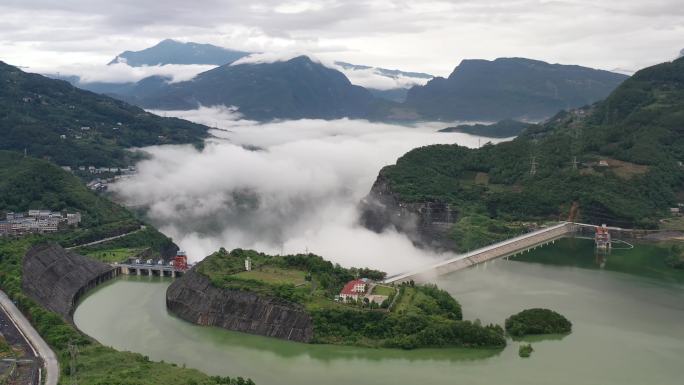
[385,222,577,283]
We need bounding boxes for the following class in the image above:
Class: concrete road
[0,290,59,385]
[66,225,145,250]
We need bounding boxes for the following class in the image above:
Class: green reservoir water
[74,239,684,385]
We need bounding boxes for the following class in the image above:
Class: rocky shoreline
[359,169,459,251]
[166,270,314,342]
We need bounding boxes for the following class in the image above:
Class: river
[74,239,684,385]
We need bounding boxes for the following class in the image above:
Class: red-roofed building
[339,279,368,301]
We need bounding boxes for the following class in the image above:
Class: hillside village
[0,210,82,236]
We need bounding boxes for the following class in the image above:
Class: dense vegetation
[667,244,684,269]
[439,119,532,138]
[197,249,506,349]
[378,57,684,247]
[0,157,252,384]
[312,282,504,349]
[73,226,178,261]
[0,151,178,252]
[0,61,207,166]
[0,237,252,385]
[197,248,385,304]
[505,308,572,337]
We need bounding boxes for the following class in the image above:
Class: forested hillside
[369,57,684,238]
[0,151,174,248]
[0,61,208,167]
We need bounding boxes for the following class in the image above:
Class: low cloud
[231,52,431,90]
[230,51,322,66]
[29,62,216,84]
[112,107,506,274]
[333,65,431,90]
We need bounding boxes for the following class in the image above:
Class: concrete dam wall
[22,243,116,321]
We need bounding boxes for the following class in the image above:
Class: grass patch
[449,214,526,252]
[371,285,396,296]
[68,345,235,385]
[82,247,144,263]
[474,172,490,185]
[0,335,13,358]
[233,267,307,286]
[598,158,650,180]
[659,216,684,231]
[392,286,416,314]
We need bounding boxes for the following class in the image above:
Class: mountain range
[54,40,631,124]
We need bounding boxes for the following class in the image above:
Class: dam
[385,222,619,283]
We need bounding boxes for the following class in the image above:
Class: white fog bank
[112,108,507,274]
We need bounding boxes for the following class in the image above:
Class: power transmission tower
[529,156,538,176]
[572,156,579,170]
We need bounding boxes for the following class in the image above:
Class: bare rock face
[22,243,116,321]
[359,169,459,250]
[166,270,314,342]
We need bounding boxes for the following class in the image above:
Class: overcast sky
[1,0,682,76]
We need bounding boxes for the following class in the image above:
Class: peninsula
[167,248,506,349]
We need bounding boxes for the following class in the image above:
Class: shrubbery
[519,344,533,358]
[505,308,572,337]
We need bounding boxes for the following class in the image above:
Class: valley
[1,5,683,384]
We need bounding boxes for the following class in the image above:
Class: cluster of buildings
[85,173,135,192]
[338,278,389,305]
[0,210,82,236]
[61,165,136,175]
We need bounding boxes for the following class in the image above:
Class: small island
[166,248,506,350]
[505,308,572,337]
[518,344,534,358]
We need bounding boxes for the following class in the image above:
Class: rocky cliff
[22,243,116,321]
[166,270,314,342]
[359,169,459,250]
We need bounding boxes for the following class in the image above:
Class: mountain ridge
[109,39,251,66]
[131,55,376,120]
[403,57,628,121]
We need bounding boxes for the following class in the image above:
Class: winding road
[0,290,58,385]
[66,225,145,250]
